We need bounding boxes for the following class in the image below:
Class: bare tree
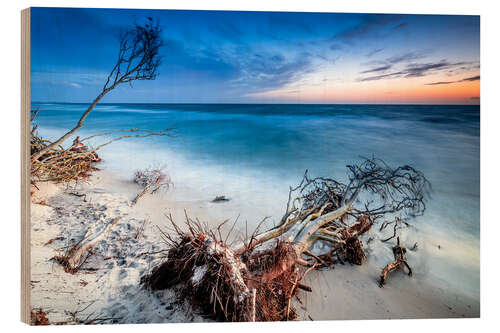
[142,157,431,321]
[31,18,164,162]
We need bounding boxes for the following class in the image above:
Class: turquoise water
[33,102,480,297]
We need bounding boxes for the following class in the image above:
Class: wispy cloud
[392,22,408,30]
[360,65,392,74]
[31,71,108,86]
[386,51,427,65]
[425,81,455,86]
[334,14,403,43]
[230,52,313,91]
[359,51,428,75]
[359,60,474,82]
[358,72,403,82]
[366,48,384,57]
[461,75,480,82]
[425,75,480,86]
[329,44,342,51]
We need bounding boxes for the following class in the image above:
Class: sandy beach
[30,169,479,324]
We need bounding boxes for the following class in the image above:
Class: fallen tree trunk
[142,157,430,321]
[54,216,122,273]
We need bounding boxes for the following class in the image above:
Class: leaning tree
[142,157,431,321]
[31,18,171,183]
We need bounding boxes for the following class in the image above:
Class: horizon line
[31,101,480,106]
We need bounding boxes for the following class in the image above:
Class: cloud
[359,51,429,76]
[461,75,480,82]
[425,81,454,86]
[366,48,384,57]
[31,71,108,87]
[329,44,342,51]
[359,60,473,82]
[404,61,454,77]
[334,14,403,43]
[210,22,243,42]
[392,22,408,30]
[360,65,392,74]
[425,75,480,86]
[230,52,313,90]
[386,51,426,64]
[358,72,403,82]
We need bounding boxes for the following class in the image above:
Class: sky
[31,7,480,104]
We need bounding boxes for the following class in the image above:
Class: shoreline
[30,169,479,324]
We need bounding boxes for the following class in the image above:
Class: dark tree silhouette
[31,18,164,162]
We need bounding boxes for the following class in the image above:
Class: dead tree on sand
[142,157,430,321]
[379,236,412,287]
[30,18,171,183]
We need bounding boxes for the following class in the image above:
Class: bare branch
[31,18,164,163]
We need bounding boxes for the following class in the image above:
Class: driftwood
[379,237,413,287]
[142,157,430,321]
[54,216,122,273]
[132,168,172,205]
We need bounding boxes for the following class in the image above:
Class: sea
[32,102,480,299]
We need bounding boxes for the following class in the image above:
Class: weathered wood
[379,237,412,286]
[55,216,122,273]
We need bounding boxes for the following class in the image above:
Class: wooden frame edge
[21,7,31,325]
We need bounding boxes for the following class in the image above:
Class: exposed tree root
[31,135,102,184]
[141,217,307,321]
[140,157,429,321]
[31,309,50,325]
[379,237,413,287]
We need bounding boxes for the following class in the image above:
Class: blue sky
[31,7,480,104]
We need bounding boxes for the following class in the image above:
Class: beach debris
[30,134,102,184]
[68,192,87,202]
[132,167,172,205]
[411,242,418,251]
[31,309,50,325]
[135,219,149,240]
[54,216,123,274]
[142,157,430,321]
[56,301,121,325]
[211,195,230,203]
[44,236,65,246]
[379,237,413,287]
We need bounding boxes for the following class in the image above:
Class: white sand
[30,170,479,324]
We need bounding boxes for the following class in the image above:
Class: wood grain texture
[21,7,31,325]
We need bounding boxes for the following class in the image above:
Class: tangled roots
[141,231,305,321]
[142,234,253,321]
[339,216,373,265]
